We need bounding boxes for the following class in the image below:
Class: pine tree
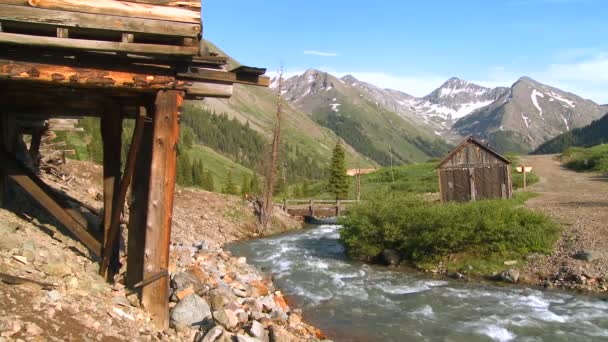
[182,153,193,186]
[241,174,251,196]
[223,171,237,195]
[302,181,310,197]
[249,173,261,195]
[328,141,349,199]
[192,158,204,187]
[176,153,186,186]
[203,171,215,192]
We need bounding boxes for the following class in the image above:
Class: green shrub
[339,193,560,264]
[561,144,608,173]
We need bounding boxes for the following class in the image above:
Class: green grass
[290,162,438,200]
[187,144,259,191]
[338,193,560,275]
[561,144,608,173]
[505,153,540,189]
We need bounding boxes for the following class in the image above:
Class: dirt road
[521,154,608,291]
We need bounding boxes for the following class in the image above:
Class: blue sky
[204,0,608,103]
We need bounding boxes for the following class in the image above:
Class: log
[0,0,200,23]
[0,4,200,37]
[126,106,153,289]
[0,32,198,56]
[101,108,123,279]
[125,0,200,9]
[0,150,102,255]
[100,107,146,278]
[141,90,181,329]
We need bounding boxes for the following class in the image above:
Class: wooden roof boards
[437,136,511,169]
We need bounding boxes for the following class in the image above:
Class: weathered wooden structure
[0,0,268,329]
[283,199,358,218]
[437,136,512,202]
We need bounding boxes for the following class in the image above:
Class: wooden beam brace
[0,32,198,56]
[177,67,271,87]
[0,4,200,37]
[101,108,123,279]
[0,0,200,23]
[141,90,182,329]
[100,107,146,278]
[0,149,102,255]
[126,106,153,288]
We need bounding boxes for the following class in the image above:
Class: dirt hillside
[521,154,608,291]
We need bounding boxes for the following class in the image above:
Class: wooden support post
[309,199,314,217]
[469,167,476,201]
[0,115,16,207]
[29,127,45,169]
[336,200,341,217]
[126,106,153,289]
[56,27,69,38]
[141,90,182,330]
[101,109,123,279]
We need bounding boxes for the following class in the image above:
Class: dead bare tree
[258,66,284,231]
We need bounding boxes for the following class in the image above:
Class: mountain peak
[516,76,537,84]
[340,74,359,84]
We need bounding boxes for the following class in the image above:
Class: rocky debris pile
[167,242,329,342]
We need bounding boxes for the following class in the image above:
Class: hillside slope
[279,69,451,165]
[534,112,608,154]
[453,77,605,153]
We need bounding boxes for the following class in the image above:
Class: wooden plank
[178,67,271,87]
[0,32,198,56]
[183,81,233,98]
[126,106,153,289]
[0,0,200,23]
[0,4,200,37]
[125,0,200,9]
[101,108,123,279]
[142,90,181,329]
[0,58,177,89]
[0,150,102,255]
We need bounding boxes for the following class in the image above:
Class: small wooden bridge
[282,199,359,218]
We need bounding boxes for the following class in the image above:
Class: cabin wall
[439,143,512,202]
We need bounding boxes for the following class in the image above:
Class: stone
[503,260,518,266]
[259,295,276,313]
[45,290,62,303]
[208,288,235,311]
[170,294,212,328]
[380,249,401,266]
[249,320,265,340]
[288,313,302,327]
[12,255,29,265]
[237,257,247,264]
[172,271,206,294]
[236,335,262,342]
[66,276,79,289]
[236,311,249,324]
[199,325,224,342]
[273,292,289,312]
[233,288,247,298]
[24,322,42,337]
[248,281,270,297]
[500,269,520,283]
[574,250,601,262]
[213,309,239,332]
[269,325,290,342]
[176,286,195,301]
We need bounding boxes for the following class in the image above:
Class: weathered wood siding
[439,140,512,202]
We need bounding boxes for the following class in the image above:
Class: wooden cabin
[437,136,512,202]
[0,0,269,329]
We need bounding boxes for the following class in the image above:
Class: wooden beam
[124,0,200,9]
[142,90,181,329]
[0,150,102,255]
[126,106,153,289]
[101,108,123,279]
[100,107,146,278]
[0,0,200,23]
[0,115,17,206]
[178,67,271,87]
[0,4,200,37]
[0,32,198,56]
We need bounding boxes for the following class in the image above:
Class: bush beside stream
[338,193,560,273]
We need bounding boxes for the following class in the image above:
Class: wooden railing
[282,199,360,217]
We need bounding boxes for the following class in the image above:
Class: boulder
[574,250,601,262]
[170,294,212,328]
[198,325,224,342]
[213,309,239,332]
[269,325,291,342]
[208,288,236,311]
[500,269,520,283]
[380,249,401,266]
[249,320,265,340]
[172,271,207,295]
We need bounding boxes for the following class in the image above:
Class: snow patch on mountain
[531,89,545,117]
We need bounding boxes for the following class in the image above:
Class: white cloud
[303,50,339,57]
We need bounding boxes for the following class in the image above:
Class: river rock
[269,325,290,342]
[574,250,601,262]
[170,294,211,328]
[380,249,401,266]
[500,269,520,283]
[172,271,207,295]
[209,288,236,311]
[199,325,224,342]
[213,309,239,331]
[249,320,265,340]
